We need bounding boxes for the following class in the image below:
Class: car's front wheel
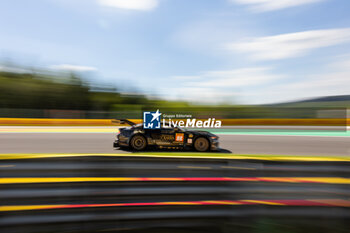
[194,137,210,152]
[130,135,147,151]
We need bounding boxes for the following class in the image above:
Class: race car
[113,119,219,152]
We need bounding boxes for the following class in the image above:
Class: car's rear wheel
[130,135,147,151]
[194,137,210,152]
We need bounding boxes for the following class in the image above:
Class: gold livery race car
[113,119,219,152]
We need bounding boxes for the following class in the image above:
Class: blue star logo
[143,109,162,129]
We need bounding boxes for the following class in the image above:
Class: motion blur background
[0,0,350,116]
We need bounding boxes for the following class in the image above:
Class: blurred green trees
[0,68,345,119]
[0,70,148,111]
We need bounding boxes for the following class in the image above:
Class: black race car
[113,119,219,152]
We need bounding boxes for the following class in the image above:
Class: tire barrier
[1,155,350,232]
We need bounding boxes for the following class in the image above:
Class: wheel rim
[195,138,209,151]
[133,137,145,149]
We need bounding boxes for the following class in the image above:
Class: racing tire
[130,135,147,151]
[194,137,210,152]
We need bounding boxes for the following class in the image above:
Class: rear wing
[112,119,138,126]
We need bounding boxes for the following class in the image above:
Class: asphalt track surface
[1,130,350,155]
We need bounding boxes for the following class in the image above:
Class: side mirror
[174,127,181,132]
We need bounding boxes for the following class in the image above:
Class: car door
[156,127,175,146]
[147,128,174,146]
